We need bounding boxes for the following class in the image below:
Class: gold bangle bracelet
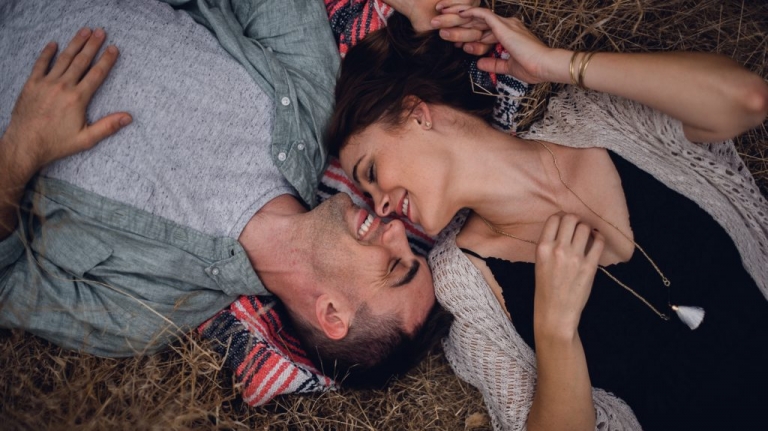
[569,51,580,86]
[578,51,597,89]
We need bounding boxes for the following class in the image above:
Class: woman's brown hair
[326,12,496,156]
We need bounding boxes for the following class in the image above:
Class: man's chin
[317,192,356,213]
[311,192,358,234]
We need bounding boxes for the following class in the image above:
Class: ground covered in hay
[2,0,767,430]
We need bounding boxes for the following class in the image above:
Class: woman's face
[339,119,455,236]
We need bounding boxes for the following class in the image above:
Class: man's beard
[306,193,354,280]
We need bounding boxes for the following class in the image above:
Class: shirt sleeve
[0,227,24,272]
[158,0,339,206]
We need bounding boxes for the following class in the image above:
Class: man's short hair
[288,301,453,389]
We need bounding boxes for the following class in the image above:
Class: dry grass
[0,328,489,430]
[2,0,767,429]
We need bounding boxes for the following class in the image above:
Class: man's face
[306,193,435,334]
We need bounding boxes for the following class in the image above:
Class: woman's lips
[396,193,411,222]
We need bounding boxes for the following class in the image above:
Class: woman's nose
[376,193,392,217]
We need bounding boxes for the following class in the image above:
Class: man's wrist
[0,132,42,182]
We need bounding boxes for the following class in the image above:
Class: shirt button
[297,143,305,151]
[281,97,291,106]
[267,46,273,53]
[277,152,287,161]
[211,267,220,276]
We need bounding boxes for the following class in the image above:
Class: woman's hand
[435,6,768,141]
[438,6,562,84]
[1,27,131,172]
[533,213,604,339]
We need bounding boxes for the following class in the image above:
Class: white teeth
[358,214,374,237]
[402,196,409,218]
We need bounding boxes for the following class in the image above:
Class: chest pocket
[30,219,113,278]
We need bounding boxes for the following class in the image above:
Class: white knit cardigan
[429,87,768,431]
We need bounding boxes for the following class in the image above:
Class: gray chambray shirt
[0,0,339,356]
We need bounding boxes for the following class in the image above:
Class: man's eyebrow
[352,156,363,184]
[393,260,420,288]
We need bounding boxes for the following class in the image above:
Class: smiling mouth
[401,195,410,220]
[358,212,374,238]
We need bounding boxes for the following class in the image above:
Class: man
[0,0,446,385]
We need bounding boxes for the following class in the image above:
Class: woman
[327,6,768,431]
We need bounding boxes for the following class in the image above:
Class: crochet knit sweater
[429,87,768,431]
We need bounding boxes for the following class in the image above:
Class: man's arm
[0,28,131,240]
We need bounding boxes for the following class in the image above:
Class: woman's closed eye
[367,162,377,185]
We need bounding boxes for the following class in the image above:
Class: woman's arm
[0,28,130,239]
[440,6,768,143]
[436,219,641,430]
[541,50,767,143]
[525,214,603,431]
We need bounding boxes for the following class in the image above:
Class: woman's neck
[450,130,561,230]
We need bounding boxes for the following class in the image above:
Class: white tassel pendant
[672,305,705,330]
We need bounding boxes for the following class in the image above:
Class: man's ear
[315,294,351,340]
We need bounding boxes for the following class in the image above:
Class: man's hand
[432,0,494,55]
[384,0,480,33]
[0,28,130,239]
[1,27,131,172]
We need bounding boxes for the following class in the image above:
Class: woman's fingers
[48,27,92,78]
[585,231,605,266]
[62,28,106,83]
[555,213,580,246]
[539,212,563,243]
[457,6,508,34]
[462,42,494,55]
[476,57,509,74]
[540,213,600,256]
[572,222,593,253]
[78,44,119,99]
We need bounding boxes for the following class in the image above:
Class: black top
[463,151,768,430]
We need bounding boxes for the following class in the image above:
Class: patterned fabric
[199,296,334,404]
[198,0,529,407]
[326,0,393,58]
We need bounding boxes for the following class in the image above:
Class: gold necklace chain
[478,141,671,321]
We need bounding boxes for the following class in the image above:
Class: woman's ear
[315,294,350,340]
[404,95,433,130]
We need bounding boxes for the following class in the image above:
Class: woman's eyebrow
[352,156,364,184]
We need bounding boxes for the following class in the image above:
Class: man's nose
[380,219,411,254]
